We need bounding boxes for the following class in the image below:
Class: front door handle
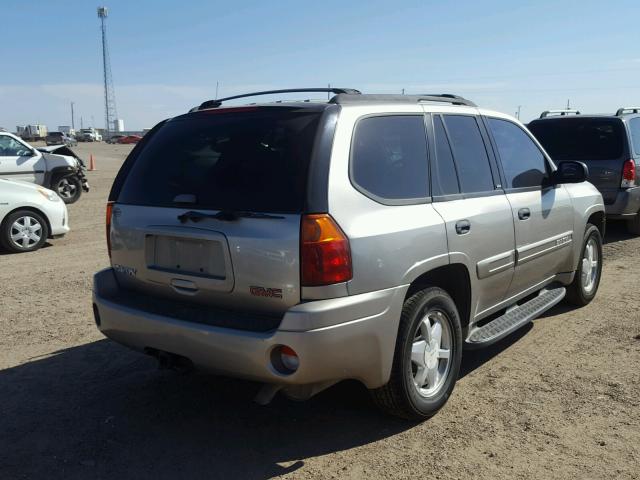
[455,219,471,235]
[518,208,531,220]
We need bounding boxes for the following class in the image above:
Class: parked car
[117,135,142,144]
[0,132,89,203]
[46,131,78,147]
[0,178,69,253]
[107,135,124,144]
[93,88,604,420]
[528,108,640,233]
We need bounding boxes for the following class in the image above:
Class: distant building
[114,119,124,132]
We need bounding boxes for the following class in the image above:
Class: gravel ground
[1,142,639,479]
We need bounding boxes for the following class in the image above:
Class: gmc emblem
[250,286,283,299]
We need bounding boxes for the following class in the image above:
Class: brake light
[301,214,352,286]
[622,159,636,188]
[106,201,114,258]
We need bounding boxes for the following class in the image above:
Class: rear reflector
[106,201,114,258]
[622,159,636,188]
[301,214,352,286]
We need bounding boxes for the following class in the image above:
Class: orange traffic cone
[88,154,96,171]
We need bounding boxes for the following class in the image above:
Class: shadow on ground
[603,220,634,245]
[0,330,527,479]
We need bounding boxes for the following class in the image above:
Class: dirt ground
[1,141,638,480]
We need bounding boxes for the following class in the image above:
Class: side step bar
[466,286,566,347]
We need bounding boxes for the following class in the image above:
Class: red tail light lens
[301,214,352,286]
[622,159,636,188]
[106,201,114,258]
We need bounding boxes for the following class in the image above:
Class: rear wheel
[371,287,462,420]
[565,224,603,305]
[0,210,49,253]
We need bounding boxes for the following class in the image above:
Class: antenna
[98,6,118,136]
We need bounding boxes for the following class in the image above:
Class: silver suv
[93,88,605,419]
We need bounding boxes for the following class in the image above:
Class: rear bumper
[605,187,640,218]
[93,268,407,389]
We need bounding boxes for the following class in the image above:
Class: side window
[351,115,429,201]
[442,115,494,193]
[432,116,460,196]
[488,118,548,189]
[629,118,640,155]
[0,136,30,156]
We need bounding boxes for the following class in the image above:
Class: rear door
[110,107,325,316]
[0,135,45,183]
[428,113,516,318]
[528,118,628,204]
[486,117,574,298]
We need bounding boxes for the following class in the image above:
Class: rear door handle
[455,220,471,235]
[518,208,531,220]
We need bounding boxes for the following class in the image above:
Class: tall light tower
[98,6,118,136]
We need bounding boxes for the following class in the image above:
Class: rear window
[117,108,322,213]
[49,132,62,136]
[528,118,625,161]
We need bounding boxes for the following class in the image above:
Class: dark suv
[528,108,640,233]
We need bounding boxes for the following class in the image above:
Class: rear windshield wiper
[177,210,285,223]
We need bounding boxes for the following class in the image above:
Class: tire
[565,224,603,306]
[370,287,463,420]
[52,174,82,204]
[0,210,49,253]
[626,213,640,235]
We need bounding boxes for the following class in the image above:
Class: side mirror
[553,161,588,184]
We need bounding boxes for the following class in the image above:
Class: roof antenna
[215,81,219,100]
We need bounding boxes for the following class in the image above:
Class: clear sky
[1,0,639,131]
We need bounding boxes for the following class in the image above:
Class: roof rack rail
[196,88,362,110]
[330,93,476,107]
[616,107,640,116]
[540,109,581,118]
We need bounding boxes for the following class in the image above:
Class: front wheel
[370,287,463,420]
[0,210,49,253]
[53,174,82,204]
[565,224,603,306]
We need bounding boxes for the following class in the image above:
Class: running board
[466,286,566,347]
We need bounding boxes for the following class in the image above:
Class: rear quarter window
[628,118,640,155]
[350,115,429,203]
[116,108,322,213]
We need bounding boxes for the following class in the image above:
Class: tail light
[622,159,636,188]
[106,201,114,258]
[301,214,352,286]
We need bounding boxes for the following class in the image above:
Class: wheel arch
[1,206,52,239]
[404,263,472,332]
[587,210,605,238]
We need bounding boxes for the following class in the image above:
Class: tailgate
[110,204,301,315]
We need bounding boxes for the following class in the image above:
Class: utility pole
[402,88,405,95]
[567,99,570,110]
[516,105,522,120]
[215,81,219,100]
[81,116,84,129]
[71,101,75,130]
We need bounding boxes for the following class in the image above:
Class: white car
[0,179,69,253]
[0,132,89,204]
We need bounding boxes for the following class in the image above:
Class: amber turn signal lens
[301,214,352,286]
